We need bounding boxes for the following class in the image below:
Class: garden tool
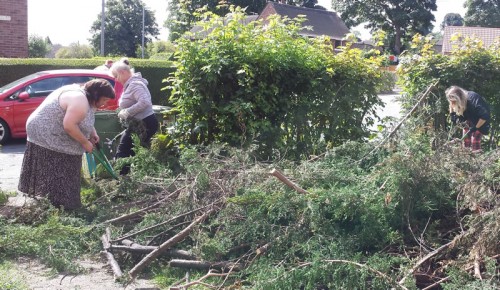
[85,142,119,180]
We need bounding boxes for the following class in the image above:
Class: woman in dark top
[446,86,490,152]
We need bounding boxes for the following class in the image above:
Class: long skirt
[18,141,83,210]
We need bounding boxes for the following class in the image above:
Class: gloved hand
[466,126,477,136]
[118,109,130,120]
[450,112,458,124]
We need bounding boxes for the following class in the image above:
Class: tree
[440,13,464,30]
[331,0,437,54]
[90,0,160,57]
[28,34,51,58]
[464,0,500,27]
[165,0,267,41]
[55,43,94,59]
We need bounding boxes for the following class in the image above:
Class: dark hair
[84,79,115,106]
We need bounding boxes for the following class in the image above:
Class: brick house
[257,2,351,49]
[442,26,500,55]
[0,0,28,58]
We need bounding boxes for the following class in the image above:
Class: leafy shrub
[169,6,383,160]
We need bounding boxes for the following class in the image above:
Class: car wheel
[0,119,11,145]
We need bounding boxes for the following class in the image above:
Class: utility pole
[101,0,105,56]
[141,5,145,59]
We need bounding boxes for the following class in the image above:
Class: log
[269,168,310,194]
[169,259,242,272]
[100,228,123,279]
[128,208,214,279]
[107,239,196,260]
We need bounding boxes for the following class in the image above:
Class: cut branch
[108,239,196,260]
[112,203,213,243]
[100,228,123,279]
[170,269,229,290]
[398,236,459,286]
[360,80,439,161]
[128,207,215,279]
[269,168,310,194]
[101,187,183,225]
[169,259,242,272]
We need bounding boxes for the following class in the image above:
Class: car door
[11,77,68,136]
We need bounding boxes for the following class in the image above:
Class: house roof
[257,2,350,40]
[442,26,500,54]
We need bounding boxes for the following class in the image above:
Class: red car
[0,69,123,144]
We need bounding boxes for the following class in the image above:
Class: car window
[25,77,68,97]
[61,76,92,86]
[0,72,43,93]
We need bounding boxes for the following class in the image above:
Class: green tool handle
[92,142,119,180]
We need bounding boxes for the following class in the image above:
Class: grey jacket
[119,73,154,120]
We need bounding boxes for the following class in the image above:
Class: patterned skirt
[18,141,83,210]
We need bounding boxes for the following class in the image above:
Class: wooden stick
[101,188,182,225]
[169,259,242,271]
[269,168,310,195]
[128,208,214,279]
[100,228,123,279]
[112,203,214,243]
[170,269,230,290]
[398,237,457,286]
[361,80,439,161]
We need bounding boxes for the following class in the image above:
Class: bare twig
[112,203,214,243]
[169,259,242,271]
[102,187,184,225]
[269,168,310,194]
[129,207,215,279]
[360,80,439,161]
[170,269,230,290]
[398,234,461,286]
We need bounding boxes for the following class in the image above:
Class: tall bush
[169,7,383,160]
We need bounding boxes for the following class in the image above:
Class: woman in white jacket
[110,58,159,174]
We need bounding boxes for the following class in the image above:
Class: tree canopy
[166,0,267,41]
[28,35,51,58]
[331,0,437,54]
[440,13,464,30]
[464,0,500,27]
[90,0,160,57]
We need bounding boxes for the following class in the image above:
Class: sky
[27,0,467,46]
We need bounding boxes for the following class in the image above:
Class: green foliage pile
[169,7,383,160]
[81,132,499,289]
[397,33,500,144]
[1,128,498,289]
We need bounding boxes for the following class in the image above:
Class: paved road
[0,139,26,193]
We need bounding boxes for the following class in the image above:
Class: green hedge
[0,58,176,105]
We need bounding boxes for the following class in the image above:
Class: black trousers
[115,114,159,172]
